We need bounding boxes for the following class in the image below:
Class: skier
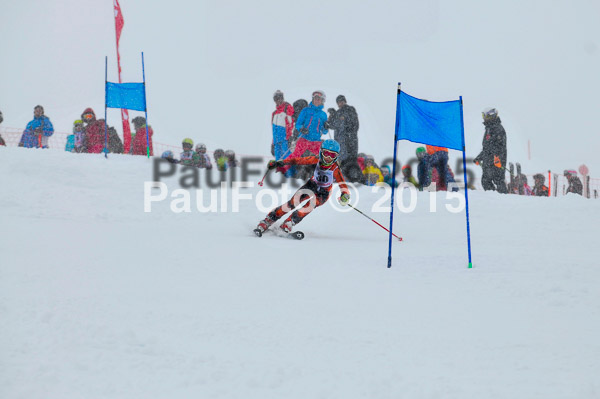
[474,107,508,193]
[255,139,350,236]
[213,148,228,171]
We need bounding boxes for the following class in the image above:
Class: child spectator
[195,143,212,169]
[381,165,398,188]
[180,138,199,166]
[362,155,384,185]
[225,150,239,168]
[161,150,179,164]
[214,148,228,171]
[532,174,549,197]
[401,165,419,188]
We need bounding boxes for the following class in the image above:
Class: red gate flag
[113,0,132,153]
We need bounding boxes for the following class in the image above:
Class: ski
[253,228,304,240]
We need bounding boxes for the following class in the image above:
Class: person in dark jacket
[327,95,362,182]
[107,126,124,154]
[532,174,549,197]
[474,107,508,193]
[564,170,583,195]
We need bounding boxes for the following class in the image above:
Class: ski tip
[293,231,305,240]
[253,229,263,237]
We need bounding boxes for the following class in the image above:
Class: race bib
[312,166,334,188]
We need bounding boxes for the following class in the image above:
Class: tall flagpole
[142,52,150,158]
[459,96,473,268]
[387,82,401,268]
[104,56,109,159]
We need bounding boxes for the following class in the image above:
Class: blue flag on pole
[105,82,146,111]
[395,91,462,151]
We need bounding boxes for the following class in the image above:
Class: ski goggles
[83,113,94,120]
[321,150,338,159]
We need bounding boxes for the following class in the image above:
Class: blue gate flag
[396,91,462,151]
[105,82,146,111]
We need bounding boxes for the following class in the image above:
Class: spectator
[380,165,398,188]
[180,138,199,166]
[564,170,583,195]
[327,95,362,182]
[195,143,212,169]
[131,116,154,156]
[357,152,367,172]
[72,119,85,153]
[81,108,106,153]
[401,165,419,188]
[213,148,228,171]
[532,174,549,197]
[363,155,384,185]
[285,90,328,160]
[225,150,238,168]
[65,125,75,152]
[161,150,180,164]
[19,105,54,148]
[0,110,6,146]
[474,107,508,193]
[422,145,457,191]
[416,147,428,188]
[107,126,124,154]
[271,90,294,161]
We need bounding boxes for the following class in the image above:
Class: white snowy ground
[1,147,599,399]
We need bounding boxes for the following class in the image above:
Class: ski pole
[347,203,403,241]
[257,168,270,187]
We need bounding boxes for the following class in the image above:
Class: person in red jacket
[81,108,106,153]
[131,116,154,156]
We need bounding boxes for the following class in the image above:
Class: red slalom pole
[257,168,270,187]
[348,203,403,241]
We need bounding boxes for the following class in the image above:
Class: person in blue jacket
[19,105,54,148]
[286,90,329,159]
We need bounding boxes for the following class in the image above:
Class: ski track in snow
[1,148,599,399]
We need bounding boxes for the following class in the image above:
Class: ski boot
[280,218,295,234]
[254,218,273,237]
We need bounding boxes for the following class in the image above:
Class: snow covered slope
[1,147,599,399]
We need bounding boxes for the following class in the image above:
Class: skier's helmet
[312,90,326,102]
[162,150,174,159]
[402,164,412,175]
[416,146,426,160]
[182,138,193,148]
[195,143,206,153]
[225,150,235,159]
[482,107,498,121]
[319,139,340,166]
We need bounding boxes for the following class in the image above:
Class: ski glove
[268,160,284,170]
[300,127,309,135]
[493,155,502,168]
[338,193,350,206]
